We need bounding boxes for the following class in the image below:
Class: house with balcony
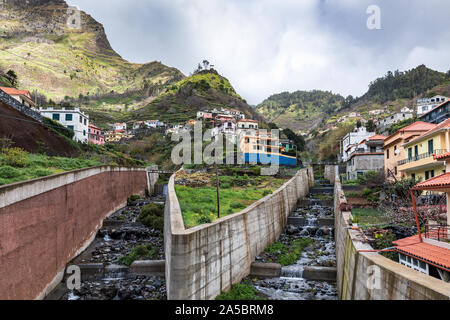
[398,118,450,181]
[383,121,437,181]
[88,123,104,146]
[239,131,296,166]
[419,100,450,125]
[39,107,89,143]
[392,170,450,282]
[345,134,386,180]
[417,95,449,116]
[339,126,376,163]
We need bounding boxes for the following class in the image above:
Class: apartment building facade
[398,119,450,181]
[383,121,437,181]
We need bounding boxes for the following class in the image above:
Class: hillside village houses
[383,121,437,181]
[39,106,89,143]
[339,126,376,163]
[345,134,386,180]
[376,109,414,133]
[416,95,449,116]
[113,122,127,131]
[88,123,105,146]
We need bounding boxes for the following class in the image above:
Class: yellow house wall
[404,165,445,181]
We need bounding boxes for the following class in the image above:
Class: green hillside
[0,0,184,101]
[132,69,265,124]
[256,90,347,133]
[362,65,449,104]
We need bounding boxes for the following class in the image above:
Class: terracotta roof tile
[400,121,436,132]
[0,87,32,98]
[413,172,450,189]
[393,235,450,271]
[408,118,450,144]
[368,134,387,140]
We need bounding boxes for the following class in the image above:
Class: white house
[237,119,259,130]
[401,106,413,113]
[376,111,413,132]
[369,109,384,116]
[339,126,376,163]
[145,120,165,128]
[417,95,449,115]
[113,123,127,131]
[39,107,89,143]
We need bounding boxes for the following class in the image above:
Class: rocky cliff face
[0,0,184,100]
[0,0,114,52]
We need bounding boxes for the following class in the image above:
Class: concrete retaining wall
[324,165,336,184]
[164,167,314,300]
[333,166,450,300]
[0,166,158,300]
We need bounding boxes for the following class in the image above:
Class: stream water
[47,194,167,301]
[252,181,338,300]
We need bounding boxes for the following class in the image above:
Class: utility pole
[215,160,220,219]
[213,130,220,218]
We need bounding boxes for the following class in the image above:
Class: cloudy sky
[68,0,450,105]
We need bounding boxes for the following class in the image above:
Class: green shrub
[127,194,141,205]
[140,203,164,217]
[262,190,272,197]
[230,202,246,210]
[197,215,212,224]
[138,203,165,232]
[1,147,28,167]
[216,281,264,300]
[29,168,53,178]
[118,244,159,266]
[0,166,21,179]
[362,188,372,197]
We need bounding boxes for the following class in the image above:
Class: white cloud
[68,0,450,104]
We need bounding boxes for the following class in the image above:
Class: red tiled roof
[0,87,32,99]
[401,121,437,132]
[412,172,450,190]
[408,118,450,144]
[393,235,450,271]
[368,134,387,141]
[434,151,450,161]
[239,119,258,123]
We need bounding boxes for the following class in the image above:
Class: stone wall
[164,168,314,300]
[0,166,157,300]
[324,165,337,184]
[0,89,42,123]
[333,166,450,300]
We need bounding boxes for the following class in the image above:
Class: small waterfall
[68,291,80,300]
[103,266,128,281]
[281,266,304,279]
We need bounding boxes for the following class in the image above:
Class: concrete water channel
[47,177,338,301]
[248,179,338,300]
[46,194,167,301]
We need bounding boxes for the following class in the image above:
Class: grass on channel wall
[175,175,287,228]
[0,148,100,186]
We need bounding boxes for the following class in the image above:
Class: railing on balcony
[398,149,448,166]
[348,149,383,157]
[424,224,449,244]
